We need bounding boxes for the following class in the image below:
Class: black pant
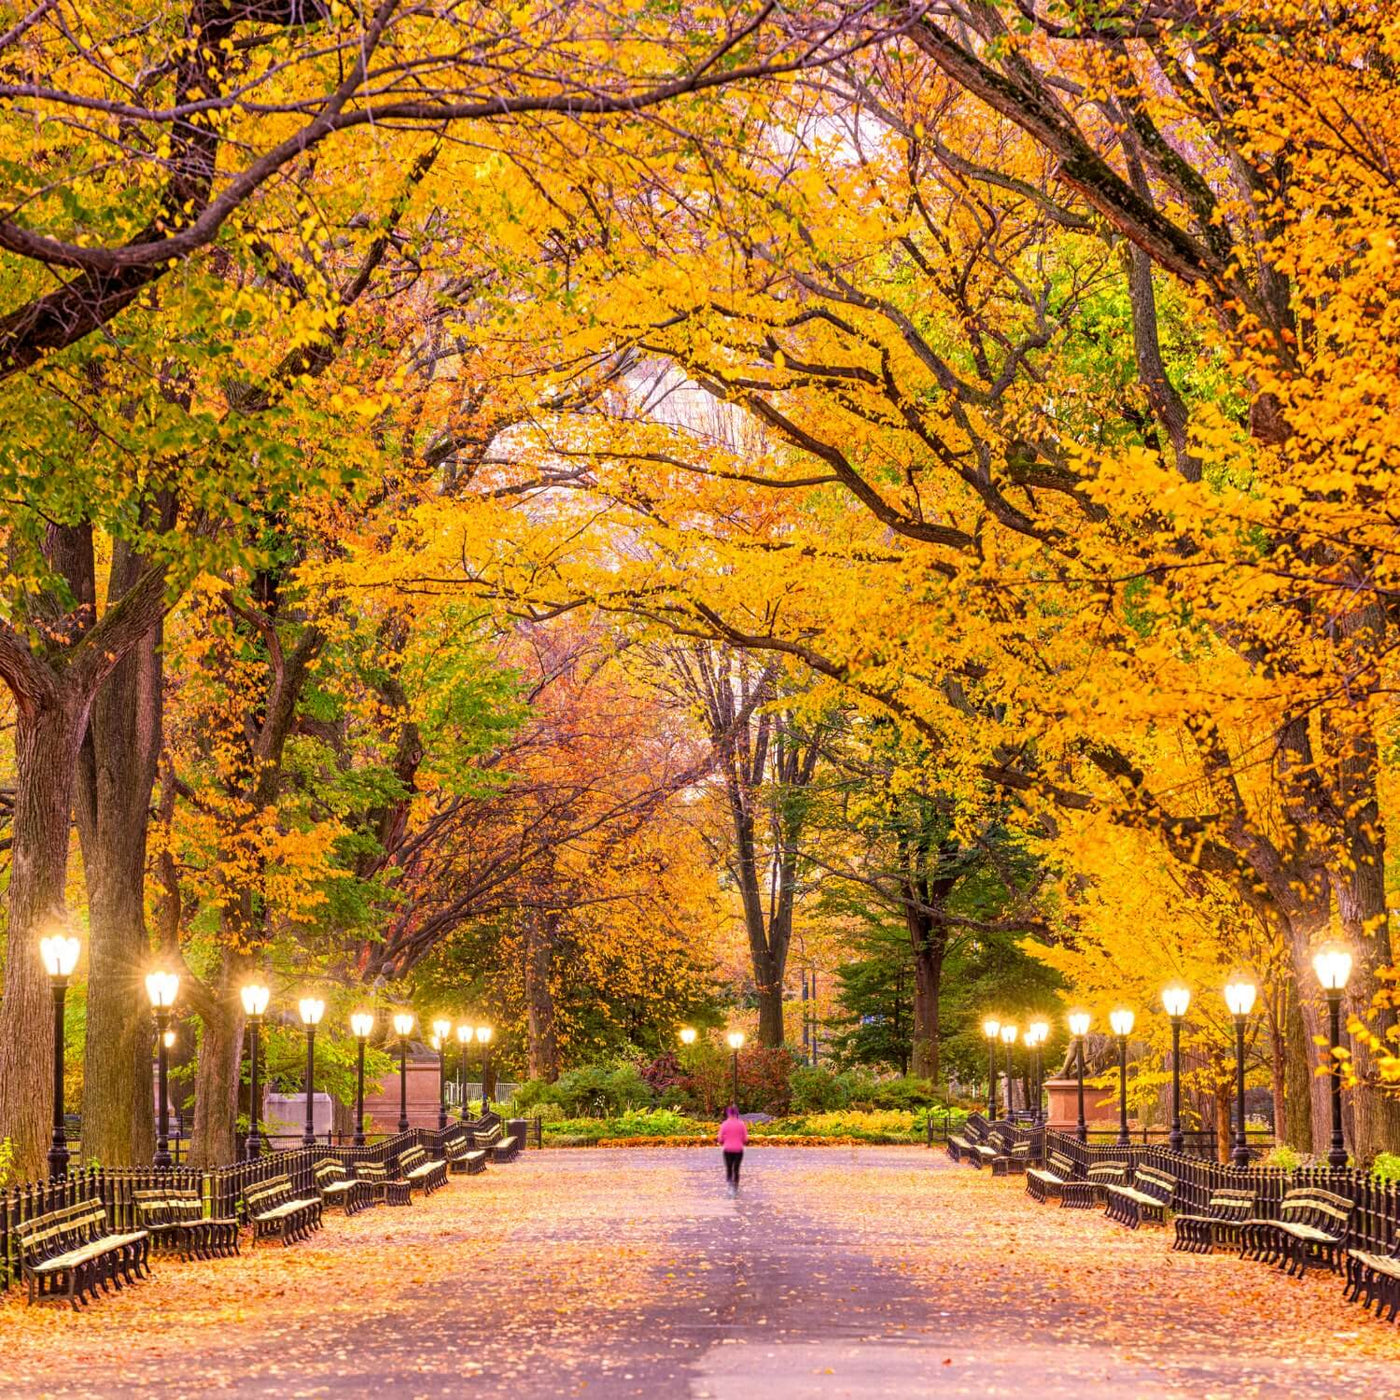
[724,1150,743,1185]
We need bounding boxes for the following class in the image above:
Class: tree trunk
[1282,980,1314,1152]
[0,692,89,1179]
[1214,1085,1232,1165]
[908,918,942,1082]
[189,969,245,1168]
[524,910,560,1081]
[74,543,165,1167]
[755,968,785,1048]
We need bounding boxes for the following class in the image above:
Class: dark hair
[726,1104,739,1117]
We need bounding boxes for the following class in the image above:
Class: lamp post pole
[40,935,80,1180]
[247,1016,263,1160]
[457,1026,472,1122]
[49,975,68,1178]
[351,1016,372,1148]
[1000,1026,1017,1119]
[1223,978,1256,1168]
[432,1021,452,1132]
[1117,1033,1129,1146]
[304,1023,317,1147]
[1312,946,1354,1171]
[1325,990,1347,1169]
[240,982,270,1160]
[398,1035,410,1133]
[154,1009,172,1167]
[1168,1014,1184,1154]
[982,1019,1000,1119]
[1231,1011,1249,1166]
[297,998,325,1148]
[1075,1035,1087,1143]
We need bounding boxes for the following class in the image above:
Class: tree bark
[189,968,245,1168]
[0,692,90,1178]
[1282,979,1314,1152]
[524,909,560,1081]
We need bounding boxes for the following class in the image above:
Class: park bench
[314,1158,373,1216]
[243,1175,323,1246]
[443,1132,489,1175]
[947,1114,990,1165]
[979,1126,1028,1176]
[472,1121,520,1163]
[396,1145,449,1195]
[15,1200,149,1310]
[1103,1165,1177,1229]
[1345,1236,1400,1322]
[1171,1189,1255,1254]
[1241,1187,1352,1278]
[1026,1150,1079,1205]
[357,1161,412,1207]
[1060,1161,1128,1210]
[134,1188,240,1261]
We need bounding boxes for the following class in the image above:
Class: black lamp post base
[47,1145,70,1180]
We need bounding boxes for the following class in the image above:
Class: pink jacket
[718,1117,749,1151]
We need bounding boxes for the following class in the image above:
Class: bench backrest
[1087,1162,1128,1184]
[314,1158,351,1187]
[358,1163,388,1184]
[1204,1189,1255,1221]
[442,1134,468,1157]
[1280,1188,1353,1234]
[474,1124,503,1146]
[398,1147,426,1171]
[244,1175,294,1212]
[134,1188,204,1225]
[1046,1151,1078,1179]
[1133,1166,1177,1203]
[15,1201,108,1263]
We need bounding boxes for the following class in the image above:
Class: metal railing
[0,1114,542,1289]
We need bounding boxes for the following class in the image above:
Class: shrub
[870,1077,942,1111]
[551,1061,654,1117]
[1261,1144,1303,1171]
[509,1078,562,1113]
[735,1045,799,1116]
[1371,1151,1400,1182]
[790,1065,847,1113]
[835,1069,881,1110]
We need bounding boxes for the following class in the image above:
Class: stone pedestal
[1045,1076,1124,1134]
[363,1054,444,1132]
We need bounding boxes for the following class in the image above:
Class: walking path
[3,1147,1399,1397]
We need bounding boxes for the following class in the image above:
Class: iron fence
[0,1114,541,1290]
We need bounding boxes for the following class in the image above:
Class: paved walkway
[3,1147,1398,1397]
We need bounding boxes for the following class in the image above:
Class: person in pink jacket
[718,1104,748,1193]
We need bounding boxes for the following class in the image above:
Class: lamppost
[1224,976,1256,1167]
[241,981,271,1160]
[351,1011,373,1147]
[40,932,81,1179]
[1109,1008,1134,1146]
[456,1023,473,1121]
[298,996,325,1148]
[981,1017,1001,1119]
[393,1011,415,1133]
[431,1019,452,1131]
[1068,1011,1090,1143]
[1000,1023,1018,1118]
[476,1025,494,1112]
[1029,1020,1049,1123]
[146,970,180,1167]
[727,1030,745,1108]
[1160,984,1191,1154]
[1313,943,1353,1170]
